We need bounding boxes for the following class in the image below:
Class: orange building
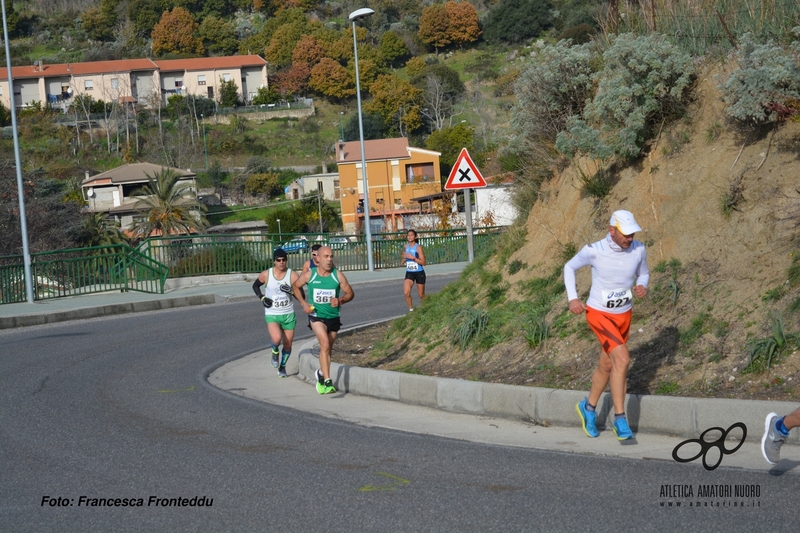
[336,138,441,234]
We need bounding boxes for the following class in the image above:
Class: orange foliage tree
[445,1,481,48]
[151,7,204,56]
[309,58,355,101]
[418,4,451,55]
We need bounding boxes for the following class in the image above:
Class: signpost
[444,148,487,263]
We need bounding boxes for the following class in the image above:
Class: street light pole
[349,7,375,271]
[2,0,34,303]
[201,113,208,169]
[276,218,281,241]
[339,111,345,142]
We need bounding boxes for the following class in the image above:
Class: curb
[0,295,218,329]
[294,324,800,442]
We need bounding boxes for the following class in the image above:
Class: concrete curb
[0,295,218,329]
[295,326,800,442]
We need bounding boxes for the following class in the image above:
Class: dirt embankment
[333,67,800,401]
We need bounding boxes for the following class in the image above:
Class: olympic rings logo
[671,423,747,471]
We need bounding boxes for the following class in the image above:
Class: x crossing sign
[444,148,487,190]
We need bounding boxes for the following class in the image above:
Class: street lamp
[2,0,33,303]
[339,111,345,142]
[349,7,375,271]
[201,113,208,170]
[276,218,281,241]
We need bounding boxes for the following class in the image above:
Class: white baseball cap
[609,210,642,235]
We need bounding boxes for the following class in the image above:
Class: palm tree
[79,212,126,249]
[129,168,207,239]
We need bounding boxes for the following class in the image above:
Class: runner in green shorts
[252,248,300,377]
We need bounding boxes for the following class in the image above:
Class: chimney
[322,162,327,173]
[85,171,90,180]
[338,142,345,161]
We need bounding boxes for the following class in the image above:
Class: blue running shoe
[613,418,634,440]
[576,398,598,438]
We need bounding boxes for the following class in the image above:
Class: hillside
[333,66,800,402]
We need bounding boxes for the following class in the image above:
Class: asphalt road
[2,275,799,532]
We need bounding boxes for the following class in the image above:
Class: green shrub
[744,314,800,372]
[508,259,526,275]
[719,34,800,124]
[450,306,489,350]
[556,33,695,161]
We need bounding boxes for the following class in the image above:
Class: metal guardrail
[138,228,504,277]
[0,244,169,305]
[0,228,503,304]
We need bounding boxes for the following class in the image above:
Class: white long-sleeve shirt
[563,233,650,314]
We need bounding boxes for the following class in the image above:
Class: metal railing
[138,228,504,277]
[0,228,504,304]
[0,244,169,305]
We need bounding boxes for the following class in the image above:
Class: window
[405,163,435,184]
[222,73,231,82]
[84,80,93,90]
[111,78,119,90]
[0,86,3,96]
[175,78,183,88]
[197,75,206,86]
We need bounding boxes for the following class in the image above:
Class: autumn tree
[272,63,312,97]
[445,1,481,48]
[405,56,427,77]
[265,21,307,68]
[292,34,326,67]
[365,74,423,136]
[309,58,355,101]
[151,7,204,56]
[418,4,450,56]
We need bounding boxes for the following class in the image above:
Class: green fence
[0,244,169,304]
[138,227,504,277]
[0,228,503,305]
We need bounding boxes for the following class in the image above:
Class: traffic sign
[444,148,487,190]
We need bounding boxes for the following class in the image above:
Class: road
[1,275,798,532]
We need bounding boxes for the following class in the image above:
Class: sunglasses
[274,258,287,262]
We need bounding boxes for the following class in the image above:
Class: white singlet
[264,268,295,316]
[563,233,649,314]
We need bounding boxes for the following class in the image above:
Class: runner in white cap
[564,210,650,440]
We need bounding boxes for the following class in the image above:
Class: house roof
[0,59,159,81]
[81,163,195,186]
[338,138,440,163]
[0,55,267,81]
[155,55,267,73]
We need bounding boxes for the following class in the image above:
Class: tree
[426,122,478,176]
[82,0,120,42]
[219,78,241,107]
[245,172,281,197]
[365,74,423,136]
[378,31,410,67]
[128,0,167,39]
[343,112,386,142]
[129,168,207,239]
[79,213,126,248]
[418,4,451,55]
[198,16,239,56]
[483,0,554,45]
[412,64,466,132]
[445,1,481,48]
[151,7,204,56]
[292,34,325,67]
[272,63,312,97]
[309,58,355,101]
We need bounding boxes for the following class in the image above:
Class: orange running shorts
[585,307,632,354]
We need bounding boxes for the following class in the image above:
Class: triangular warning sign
[444,148,487,190]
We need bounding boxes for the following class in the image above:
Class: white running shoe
[761,412,788,465]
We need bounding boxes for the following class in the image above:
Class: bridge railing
[0,244,169,305]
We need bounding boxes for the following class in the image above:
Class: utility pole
[317,181,324,233]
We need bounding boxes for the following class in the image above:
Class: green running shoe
[316,381,326,394]
[278,366,287,378]
[323,379,337,394]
